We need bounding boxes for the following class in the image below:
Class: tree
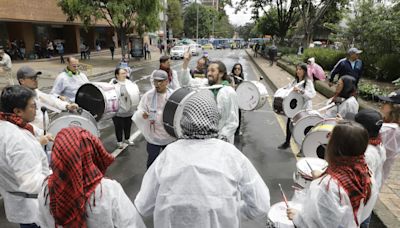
[235,22,257,40]
[167,0,184,38]
[58,0,161,55]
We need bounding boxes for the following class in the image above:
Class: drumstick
[304,160,314,173]
[278,183,289,207]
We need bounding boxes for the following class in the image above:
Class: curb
[245,50,277,91]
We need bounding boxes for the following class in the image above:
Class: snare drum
[75,82,119,121]
[291,110,323,145]
[293,157,328,189]
[236,81,268,111]
[267,201,300,228]
[301,119,337,158]
[47,109,99,138]
[273,89,305,118]
[163,88,214,138]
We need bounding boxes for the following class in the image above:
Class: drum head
[236,81,268,111]
[268,202,298,228]
[283,91,305,118]
[76,83,106,121]
[296,158,328,178]
[301,119,336,158]
[292,114,323,145]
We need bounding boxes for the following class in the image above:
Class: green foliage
[302,48,346,70]
[167,0,184,37]
[376,54,400,81]
[358,82,390,101]
[279,47,298,56]
[235,23,257,41]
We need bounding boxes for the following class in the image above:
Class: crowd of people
[0,45,398,228]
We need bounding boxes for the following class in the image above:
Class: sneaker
[277,142,290,150]
[117,142,124,149]
[125,140,135,146]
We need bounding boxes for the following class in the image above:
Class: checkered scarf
[180,90,219,139]
[322,155,371,226]
[0,112,34,135]
[48,127,114,228]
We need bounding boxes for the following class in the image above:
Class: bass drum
[273,88,304,118]
[273,87,289,115]
[75,82,119,121]
[47,109,99,138]
[163,87,197,138]
[236,81,268,111]
[291,110,323,145]
[301,119,337,159]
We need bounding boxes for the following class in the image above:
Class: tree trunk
[118,28,127,58]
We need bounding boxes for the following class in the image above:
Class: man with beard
[180,51,238,143]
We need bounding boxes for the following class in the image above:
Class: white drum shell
[292,110,323,145]
[283,91,305,118]
[236,81,268,111]
[293,158,328,188]
[301,119,337,158]
[268,201,301,228]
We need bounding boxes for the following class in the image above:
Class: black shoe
[297,150,305,157]
[277,142,290,150]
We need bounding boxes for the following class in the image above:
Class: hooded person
[134,90,271,228]
[37,127,145,228]
[307,57,326,81]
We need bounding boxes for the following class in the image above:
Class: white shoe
[125,140,135,146]
[117,142,124,149]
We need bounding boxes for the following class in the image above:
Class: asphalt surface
[0,49,385,227]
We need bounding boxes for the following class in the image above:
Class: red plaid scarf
[322,155,371,226]
[0,112,34,135]
[369,135,382,146]
[48,127,114,228]
[160,65,173,83]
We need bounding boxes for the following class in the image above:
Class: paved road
[0,49,384,227]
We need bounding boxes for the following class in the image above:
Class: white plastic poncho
[0,121,51,224]
[364,144,386,190]
[134,138,271,228]
[380,123,400,182]
[292,174,379,228]
[38,179,146,228]
[51,71,89,102]
[179,69,239,143]
[324,96,359,118]
[150,69,181,90]
[132,88,176,146]
[283,79,316,110]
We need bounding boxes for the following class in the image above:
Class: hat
[354,109,383,138]
[307,57,315,64]
[348,47,362,55]
[17,66,42,80]
[378,90,400,104]
[153,70,168,80]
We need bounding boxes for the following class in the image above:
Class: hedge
[302,48,346,71]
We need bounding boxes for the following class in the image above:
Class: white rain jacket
[51,71,89,102]
[38,179,146,228]
[150,69,181,90]
[179,69,239,143]
[109,79,140,117]
[325,96,359,118]
[132,88,176,145]
[380,123,400,182]
[292,174,379,228]
[365,144,386,190]
[0,121,51,224]
[32,89,70,136]
[283,79,316,110]
[134,138,271,228]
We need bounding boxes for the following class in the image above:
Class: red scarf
[48,127,114,228]
[160,65,173,82]
[369,135,382,146]
[322,155,371,226]
[0,112,34,135]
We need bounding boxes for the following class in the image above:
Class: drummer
[134,91,271,227]
[230,63,245,136]
[277,63,316,150]
[16,66,79,137]
[287,121,379,227]
[51,57,89,102]
[180,51,239,143]
[324,75,358,118]
[132,70,175,168]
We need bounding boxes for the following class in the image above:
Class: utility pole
[163,0,167,54]
[196,0,199,43]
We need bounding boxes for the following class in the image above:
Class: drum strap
[149,91,158,131]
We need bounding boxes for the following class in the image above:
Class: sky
[224,1,253,26]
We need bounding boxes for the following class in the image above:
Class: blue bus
[212,38,230,49]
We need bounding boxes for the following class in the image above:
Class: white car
[189,44,202,56]
[170,45,188,59]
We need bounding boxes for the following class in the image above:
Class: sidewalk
[0,47,161,91]
[246,49,400,227]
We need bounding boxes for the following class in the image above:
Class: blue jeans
[20,224,39,228]
[146,143,166,168]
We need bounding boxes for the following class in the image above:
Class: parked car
[202,43,214,50]
[170,45,188,59]
[189,44,202,56]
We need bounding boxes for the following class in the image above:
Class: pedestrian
[150,55,180,90]
[109,43,115,60]
[267,44,277,66]
[85,45,91,60]
[51,57,89,102]
[17,66,79,136]
[230,63,245,136]
[325,75,359,118]
[0,85,51,228]
[0,48,13,85]
[181,52,239,143]
[117,54,132,77]
[134,90,271,228]
[377,90,400,183]
[190,57,207,79]
[253,42,259,57]
[110,68,140,148]
[307,57,325,81]
[37,127,146,228]
[19,40,26,60]
[143,43,150,60]
[287,121,379,228]
[46,40,54,58]
[56,42,65,64]
[277,63,316,150]
[132,70,176,168]
[329,47,363,87]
